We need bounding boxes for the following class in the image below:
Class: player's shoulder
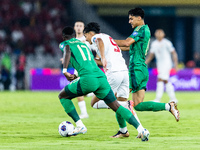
[163,38,172,44]
[59,41,67,51]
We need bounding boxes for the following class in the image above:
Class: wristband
[62,68,67,73]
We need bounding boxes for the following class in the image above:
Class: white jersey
[91,33,128,73]
[150,38,175,70]
[76,36,91,49]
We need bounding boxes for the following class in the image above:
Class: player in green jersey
[58,26,150,141]
[115,7,180,126]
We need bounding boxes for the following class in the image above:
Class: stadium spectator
[0,52,12,90]
[15,52,26,90]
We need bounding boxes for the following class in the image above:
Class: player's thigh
[80,77,99,94]
[94,77,116,104]
[129,66,149,93]
[59,78,81,100]
[132,89,145,106]
[158,67,171,80]
[116,71,129,99]
[107,71,123,94]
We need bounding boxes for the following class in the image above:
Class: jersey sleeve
[167,40,175,52]
[149,41,156,54]
[129,28,144,42]
[59,41,67,52]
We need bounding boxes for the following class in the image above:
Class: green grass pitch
[0,91,200,150]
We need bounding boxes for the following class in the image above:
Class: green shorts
[129,65,149,93]
[64,76,116,104]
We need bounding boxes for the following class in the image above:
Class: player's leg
[58,78,87,136]
[91,95,110,109]
[130,66,180,121]
[95,77,149,141]
[153,79,164,102]
[77,96,89,119]
[165,80,178,103]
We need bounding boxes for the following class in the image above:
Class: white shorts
[106,70,129,99]
[157,67,171,80]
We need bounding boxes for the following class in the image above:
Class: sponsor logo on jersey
[132,31,138,36]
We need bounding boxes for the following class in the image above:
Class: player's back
[59,38,104,77]
[91,33,128,73]
[129,25,151,67]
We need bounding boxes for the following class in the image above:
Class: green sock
[134,101,166,111]
[116,113,126,128]
[60,98,80,122]
[116,106,140,129]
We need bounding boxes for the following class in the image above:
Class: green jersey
[59,38,104,77]
[129,25,151,67]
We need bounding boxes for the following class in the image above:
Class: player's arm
[171,50,179,71]
[120,46,130,51]
[96,38,107,71]
[62,45,76,81]
[115,37,135,47]
[145,52,155,65]
[94,54,103,66]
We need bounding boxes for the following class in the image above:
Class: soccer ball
[58,121,74,137]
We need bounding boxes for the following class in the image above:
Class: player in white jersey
[73,21,92,119]
[84,22,145,138]
[145,29,178,103]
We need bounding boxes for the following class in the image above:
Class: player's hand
[64,72,75,81]
[102,58,108,72]
[60,58,64,64]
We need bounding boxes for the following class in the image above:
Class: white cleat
[169,102,180,122]
[79,113,89,119]
[68,126,87,136]
[139,129,150,141]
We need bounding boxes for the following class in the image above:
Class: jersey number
[109,37,120,52]
[77,45,91,61]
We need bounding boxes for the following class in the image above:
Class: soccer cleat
[128,100,135,115]
[169,102,180,122]
[111,131,129,138]
[68,126,87,136]
[139,129,150,141]
[79,113,89,119]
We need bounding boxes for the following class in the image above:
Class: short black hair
[62,26,74,36]
[75,20,84,24]
[128,7,145,19]
[84,22,100,33]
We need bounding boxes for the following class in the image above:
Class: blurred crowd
[0,0,200,91]
[0,0,71,90]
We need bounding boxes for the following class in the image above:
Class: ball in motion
[58,121,74,137]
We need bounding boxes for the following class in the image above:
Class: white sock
[119,127,127,133]
[137,124,144,133]
[165,103,170,111]
[75,120,85,127]
[117,101,128,108]
[133,111,142,124]
[92,100,109,109]
[78,101,88,115]
[155,81,164,101]
[166,82,176,101]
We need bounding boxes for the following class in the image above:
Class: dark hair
[75,20,84,24]
[62,26,74,38]
[128,7,145,19]
[84,22,100,33]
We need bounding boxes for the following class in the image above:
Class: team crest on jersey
[59,44,64,49]
[132,31,138,36]
[93,37,97,43]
